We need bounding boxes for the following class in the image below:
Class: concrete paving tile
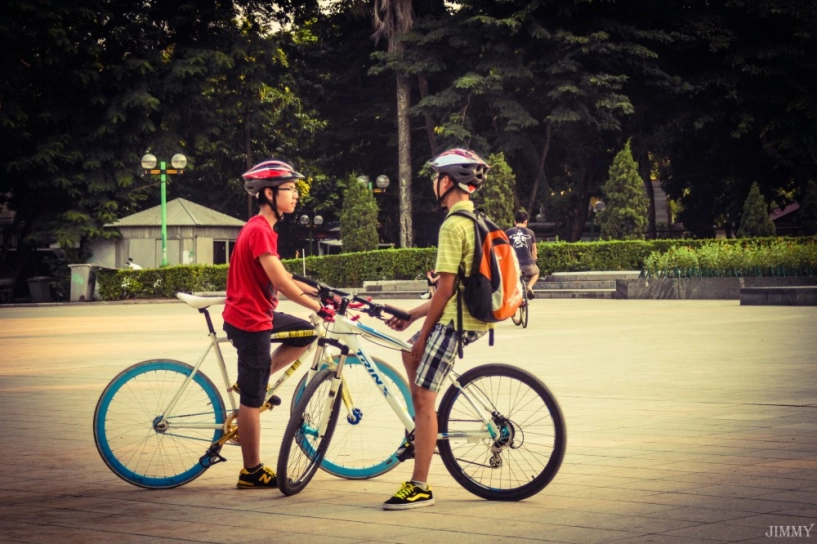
[757,489,817,504]
[660,521,769,541]
[680,484,783,499]
[370,530,529,543]
[529,525,643,544]
[0,521,155,543]
[556,486,660,501]
[718,512,817,529]
[608,535,727,544]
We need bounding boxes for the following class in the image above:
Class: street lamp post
[141,153,187,267]
[356,174,390,193]
[299,214,323,256]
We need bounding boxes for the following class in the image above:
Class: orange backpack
[451,210,523,355]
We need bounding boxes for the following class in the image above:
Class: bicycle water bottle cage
[199,443,227,468]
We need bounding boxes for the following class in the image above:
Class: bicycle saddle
[176,292,227,309]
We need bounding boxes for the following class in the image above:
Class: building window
[213,240,236,264]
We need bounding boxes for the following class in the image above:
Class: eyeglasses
[277,187,299,196]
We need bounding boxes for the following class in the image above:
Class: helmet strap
[436,175,463,210]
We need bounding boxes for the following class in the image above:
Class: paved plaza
[0,298,815,543]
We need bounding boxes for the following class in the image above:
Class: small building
[89,198,245,269]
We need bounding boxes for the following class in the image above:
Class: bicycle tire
[511,287,528,328]
[277,369,342,495]
[93,359,226,489]
[437,364,566,501]
[291,356,414,479]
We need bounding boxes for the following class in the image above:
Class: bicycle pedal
[200,444,227,468]
[395,440,415,462]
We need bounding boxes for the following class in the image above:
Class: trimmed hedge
[642,239,817,278]
[95,237,816,300]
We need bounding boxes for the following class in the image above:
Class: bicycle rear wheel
[511,287,528,328]
[277,369,341,495]
[437,364,566,501]
[291,356,414,479]
[93,360,226,489]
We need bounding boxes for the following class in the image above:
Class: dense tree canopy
[2,0,816,286]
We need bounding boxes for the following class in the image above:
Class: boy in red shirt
[223,160,326,489]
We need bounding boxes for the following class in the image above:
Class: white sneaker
[419,292,431,299]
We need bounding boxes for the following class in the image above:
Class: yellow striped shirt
[435,201,490,332]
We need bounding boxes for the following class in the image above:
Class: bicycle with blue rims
[277,275,567,501]
[92,292,413,489]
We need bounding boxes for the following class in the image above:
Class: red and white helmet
[429,149,490,194]
[242,160,304,196]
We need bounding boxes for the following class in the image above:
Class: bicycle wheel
[511,287,528,328]
[277,369,342,495]
[93,360,227,489]
[437,364,566,501]
[292,356,414,479]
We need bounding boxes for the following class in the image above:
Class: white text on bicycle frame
[357,350,389,396]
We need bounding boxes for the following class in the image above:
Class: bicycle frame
[314,313,500,443]
[159,297,317,438]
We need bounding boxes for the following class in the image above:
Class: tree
[737,183,776,238]
[473,152,516,229]
[599,140,649,240]
[800,180,817,236]
[339,175,380,252]
[373,0,415,248]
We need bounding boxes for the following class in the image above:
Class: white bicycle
[278,275,567,501]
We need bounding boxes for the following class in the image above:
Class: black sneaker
[527,289,536,299]
[236,465,278,489]
[383,482,435,510]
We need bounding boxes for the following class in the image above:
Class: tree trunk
[639,154,656,239]
[417,74,436,155]
[396,71,413,247]
[245,120,253,220]
[527,123,552,213]
[568,165,591,241]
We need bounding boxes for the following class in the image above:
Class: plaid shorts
[410,323,486,393]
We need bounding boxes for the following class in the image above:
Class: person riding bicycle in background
[222,159,326,490]
[506,210,540,299]
[419,269,439,299]
[383,149,492,510]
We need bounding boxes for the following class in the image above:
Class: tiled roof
[106,198,246,228]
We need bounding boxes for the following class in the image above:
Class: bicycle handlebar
[293,274,411,322]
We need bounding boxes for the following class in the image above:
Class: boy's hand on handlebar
[317,305,336,321]
[385,314,411,331]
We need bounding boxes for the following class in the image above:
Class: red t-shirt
[222,215,279,332]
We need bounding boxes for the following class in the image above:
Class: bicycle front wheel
[292,356,414,479]
[93,360,227,489]
[437,364,566,501]
[278,369,341,495]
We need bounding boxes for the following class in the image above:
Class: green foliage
[642,240,817,278]
[737,183,776,238]
[339,175,380,253]
[599,140,649,240]
[95,237,816,300]
[472,152,516,228]
[97,265,229,301]
[800,180,817,236]
[96,249,437,299]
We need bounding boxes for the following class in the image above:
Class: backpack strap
[450,209,479,359]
